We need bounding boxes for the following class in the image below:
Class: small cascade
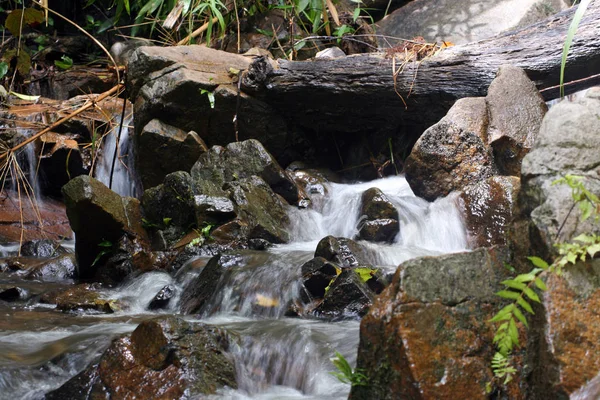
[94,116,139,198]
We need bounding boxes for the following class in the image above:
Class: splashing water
[94,116,139,198]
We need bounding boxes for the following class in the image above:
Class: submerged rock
[350,247,518,399]
[40,283,117,313]
[148,284,176,310]
[46,316,236,399]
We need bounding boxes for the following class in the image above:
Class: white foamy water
[94,115,139,198]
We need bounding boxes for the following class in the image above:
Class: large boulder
[46,316,236,399]
[526,259,600,399]
[519,87,600,249]
[404,97,496,201]
[377,0,568,46]
[136,119,208,189]
[314,236,371,268]
[487,65,547,175]
[191,139,300,205]
[350,247,519,399]
[459,175,521,248]
[62,176,148,279]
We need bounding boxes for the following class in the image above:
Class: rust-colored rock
[528,259,600,398]
[459,175,521,248]
[0,191,72,243]
[46,316,237,399]
[40,283,117,313]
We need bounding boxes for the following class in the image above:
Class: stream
[0,125,468,399]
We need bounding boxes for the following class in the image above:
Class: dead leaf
[5,8,44,36]
[255,293,279,307]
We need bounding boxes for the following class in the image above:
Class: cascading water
[93,115,139,198]
[0,175,468,399]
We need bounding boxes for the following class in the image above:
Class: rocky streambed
[1,42,599,400]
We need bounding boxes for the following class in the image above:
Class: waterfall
[94,115,139,198]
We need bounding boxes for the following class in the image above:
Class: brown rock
[528,259,600,398]
[404,99,496,201]
[40,283,117,313]
[459,176,521,248]
[486,65,547,176]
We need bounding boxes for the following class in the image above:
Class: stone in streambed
[314,269,374,319]
[46,316,236,399]
[350,247,519,400]
[148,284,176,310]
[314,236,370,268]
[62,176,148,280]
[20,239,68,258]
[40,283,117,313]
[0,287,29,302]
[25,253,77,281]
[137,119,207,189]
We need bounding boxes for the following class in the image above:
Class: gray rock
[62,176,146,279]
[314,269,373,319]
[358,219,400,243]
[377,0,568,46]
[191,139,300,205]
[314,236,370,268]
[194,194,236,224]
[358,188,400,242]
[487,65,547,176]
[20,239,68,258]
[136,119,208,189]
[26,254,77,281]
[520,88,600,248]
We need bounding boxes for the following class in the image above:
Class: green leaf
[514,273,536,283]
[0,62,8,80]
[513,307,528,327]
[508,318,519,347]
[560,0,591,97]
[587,243,600,258]
[528,256,549,269]
[98,240,113,248]
[523,287,541,303]
[163,217,172,226]
[355,267,375,282]
[517,297,534,314]
[496,290,520,300]
[490,304,515,322]
[501,279,526,291]
[54,55,73,70]
[534,277,547,291]
[9,91,40,101]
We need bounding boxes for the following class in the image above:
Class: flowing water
[93,115,139,198]
[0,175,468,399]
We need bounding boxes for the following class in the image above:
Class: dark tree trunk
[241,2,600,141]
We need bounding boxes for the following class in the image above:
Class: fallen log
[241,1,600,137]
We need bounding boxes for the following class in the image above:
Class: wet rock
[248,238,272,251]
[527,259,600,398]
[25,253,77,281]
[148,284,176,310]
[314,269,373,319]
[180,252,244,314]
[487,65,547,176]
[20,239,68,258]
[314,236,370,268]
[137,119,208,189]
[191,139,300,205]
[46,316,236,399]
[62,176,148,279]
[350,247,518,399]
[360,188,399,220]
[300,257,340,301]
[225,176,290,244]
[459,176,521,248]
[40,283,117,313]
[38,131,87,197]
[0,287,29,301]
[142,171,196,245]
[195,194,236,224]
[519,88,600,250]
[405,97,496,201]
[286,165,339,211]
[358,219,400,243]
[0,191,72,243]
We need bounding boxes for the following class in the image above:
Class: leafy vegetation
[490,175,600,384]
[330,351,369,386]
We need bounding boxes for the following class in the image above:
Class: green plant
[92,239,114,266]
[186,223,214,248]
[489,175,600,384]
[54,55,73,70]
[330,351,369,386]
[200,88,215,108]
[559,0,591,98]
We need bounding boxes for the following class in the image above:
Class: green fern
[489,176,599,384]
[330,351,369,387]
